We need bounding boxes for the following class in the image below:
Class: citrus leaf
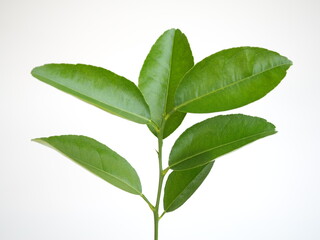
[32,64,150,124]
[169,114,276,170]
[139,28,194,137]
[33,135,142,195]
[164,162,213,212]
[175,47,292,113]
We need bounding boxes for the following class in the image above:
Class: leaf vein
[169,130,275,169]
[176,62,290,109]
[33,73,150,123]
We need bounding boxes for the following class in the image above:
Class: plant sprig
[31,28,292,240]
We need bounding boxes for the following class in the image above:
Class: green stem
[153,210,159,240]
[154,133,164,240]
[159,211,166,220]
[153,123,170,240]
[140,193,154,211]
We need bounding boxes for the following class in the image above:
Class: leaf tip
[30,66,39,77]
[31,137,45,144]
[31,137,51,148]
[31,64,47,78]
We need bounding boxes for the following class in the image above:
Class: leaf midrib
[42,140,141,195]
[165,164,211,211]
[161,30,175,126]
[77,158,141,195]
[33,73,150,123]
[176,62,291,109]
[169,129,275,169]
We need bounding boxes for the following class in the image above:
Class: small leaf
[175,47,292,113]
[31,64,150,124]
[169,114,276,170]
[164,162,213,212]
[33,135,142,195]
[139,28,194,137]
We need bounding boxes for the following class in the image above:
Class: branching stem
[153,131,164,240]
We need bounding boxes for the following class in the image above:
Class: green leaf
[139,28,194,138]
[169,114,276,170]
[31,64,151,124]
[164,162,213,212]
[175,47,292,113]
[33,135,142,195]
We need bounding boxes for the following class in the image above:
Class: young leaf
[169,114,276,170]
[163,162,213,212]
[33,135,142,195]
[139,28,194,138]
[31,64,151,124]
[175,47,292,113]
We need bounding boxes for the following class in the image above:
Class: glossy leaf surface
[175,47,292,113]
[33,135,142,195]
[139,29,194,137]
[169,114,276,170]
[32,64,150,124]
[164,162,213,212]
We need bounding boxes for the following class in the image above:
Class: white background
[1,0,319,239]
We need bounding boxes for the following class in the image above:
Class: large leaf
[169,114,276,170]
[31,64,150,124]
[33,135,142,195]
[175,47,292,113]
[139,28,194,138]
[163,162,213,212]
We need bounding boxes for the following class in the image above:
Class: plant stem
[153,130,165,240]
[159,211,166,220]
[140,193,154,211]
[153,210,159,240]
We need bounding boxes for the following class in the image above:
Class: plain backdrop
[1,0,319,239]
